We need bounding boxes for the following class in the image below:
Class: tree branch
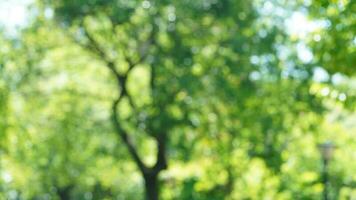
[76,20,149,174]
[112,92,148,173]
[152,133,168,174]
[75,18,168,176]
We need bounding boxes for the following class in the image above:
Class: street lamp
[318,141,336,200]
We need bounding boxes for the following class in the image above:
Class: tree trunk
[144,173,159,200]
[57,185,72,200]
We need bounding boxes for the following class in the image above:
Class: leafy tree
[0,0,355,199]
[38,1,271,199]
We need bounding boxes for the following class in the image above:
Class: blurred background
[0,0,355,199]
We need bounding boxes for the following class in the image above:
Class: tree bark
[144,172,159,200]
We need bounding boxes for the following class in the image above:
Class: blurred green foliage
[0,0,355,199]
[307,0,355,75]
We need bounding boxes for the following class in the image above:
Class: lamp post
[318,141,335,200]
